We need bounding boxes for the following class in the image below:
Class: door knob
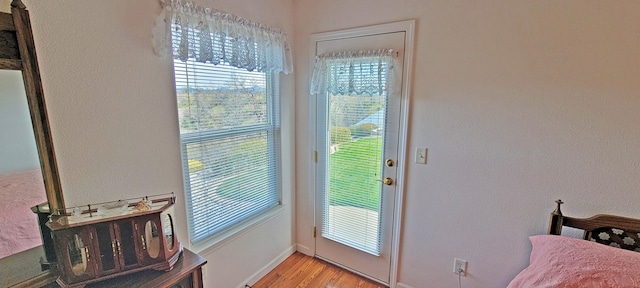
[377,177,393,186]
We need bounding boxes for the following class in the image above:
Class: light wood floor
[251,252,386,288]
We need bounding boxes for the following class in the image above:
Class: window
[173,59,281,243]
[157,0,291,244]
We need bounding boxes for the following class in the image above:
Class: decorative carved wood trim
[561,214,640,234]
[11,0,26,9]
[547,199,564,235]
[548,200,640,252]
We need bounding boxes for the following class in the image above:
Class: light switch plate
[415,147,427,164]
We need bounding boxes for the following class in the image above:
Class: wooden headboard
[548,199,640,252]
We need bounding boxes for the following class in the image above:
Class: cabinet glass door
[164,213,175,251]
[137,216,163,265]
[67,233,88,276]
[144,220,161,259]
[116,220,139,268]
[60,228,94,283]
[94,223,119,273]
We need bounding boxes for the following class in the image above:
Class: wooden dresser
[42,249,206,288]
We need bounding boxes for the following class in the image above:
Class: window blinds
[322,89,387,256]
[174,59,280,243]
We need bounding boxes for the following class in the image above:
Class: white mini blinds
[174,62,280,243]
[157,0,288,243]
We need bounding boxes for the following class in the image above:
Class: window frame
[173,60,283,247]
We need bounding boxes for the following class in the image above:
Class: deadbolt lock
[386,159,394,167]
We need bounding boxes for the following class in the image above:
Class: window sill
[189,204,285,255]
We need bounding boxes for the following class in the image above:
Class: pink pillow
[507,235,640,288]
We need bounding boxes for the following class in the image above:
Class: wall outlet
[453,258,468,276]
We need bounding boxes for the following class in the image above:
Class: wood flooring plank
[251,252,385,288]
[294,258,327,288]
[256,253,309,287]
[270,255,315,287]
[254,253,306,287]
[305,263,342,287]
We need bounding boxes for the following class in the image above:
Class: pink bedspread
[508,235,640,288]
[0,169,47,259]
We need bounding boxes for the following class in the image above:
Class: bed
[0,169,47,259]
[508,200,640,287]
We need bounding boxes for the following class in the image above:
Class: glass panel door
[313,29,407,284]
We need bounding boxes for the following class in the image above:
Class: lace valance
[310,49,396,96]
[153,0,293,74]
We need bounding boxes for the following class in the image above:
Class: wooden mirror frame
[0,0,65,214]
[1,1,64,286]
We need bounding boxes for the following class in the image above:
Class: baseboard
[295,243,313,256]
[238,245,296,288]
[396,282,415,288]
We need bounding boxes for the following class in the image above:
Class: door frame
[308,20,415,287]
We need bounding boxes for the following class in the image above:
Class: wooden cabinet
[48,197,182,288]
[81,249,205,288]
[39,249,206,288]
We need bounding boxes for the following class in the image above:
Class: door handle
[84,246,90,262]
[377,177,393,186]
[141,235,147,250]
[111,240,117,255]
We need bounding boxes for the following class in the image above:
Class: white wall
[294,1,640,287]
[0,70,40,174]
[24,0,295,287]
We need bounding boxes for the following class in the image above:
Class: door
[92,222,120,275]
[114,219,140,269]
[136,215,165,266]
[55,227,95,284]
[313,30,406,283]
